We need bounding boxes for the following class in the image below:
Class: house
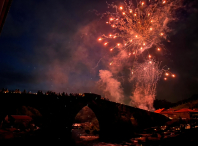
[14,89,21,94]
[4,115,32,129]
[155,108,198,119]
[175,108,198,119]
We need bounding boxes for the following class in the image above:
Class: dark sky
[0,0,198,103]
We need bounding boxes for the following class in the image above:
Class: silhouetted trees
[153,99,173,109]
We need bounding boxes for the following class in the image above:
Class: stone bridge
[0,93,169,143]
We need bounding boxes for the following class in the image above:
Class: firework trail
[130,59,163,110]
[97,0,180,110]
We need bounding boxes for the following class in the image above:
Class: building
[175,108,198,119]
[2,88,9,93]
[4,115,32,129]
[155,108,198,119]
[14,89,21,94]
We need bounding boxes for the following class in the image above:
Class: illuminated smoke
[97,0,180,110]
[98,70,123,103]
[130,60,163,111]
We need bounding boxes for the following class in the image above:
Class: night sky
[0,0,198,103]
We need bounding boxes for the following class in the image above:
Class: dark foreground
[0,127,198,146]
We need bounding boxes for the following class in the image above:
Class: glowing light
[98,38,102,41]
[172,74,175,77]
[109,34,112,37]
[104,42,108,45]
[110,18,113,21]
[164,78,167,80]
[96,0,180,110]
[163,1,166,4]
[165,73,169,76]
[106,22,108,24]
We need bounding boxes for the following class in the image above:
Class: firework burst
[97,0,181,110]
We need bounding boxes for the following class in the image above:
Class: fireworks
[130,60,163,111]
[98,0,181,56]
[97,0,181,110]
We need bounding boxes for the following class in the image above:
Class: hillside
[154,94,198,110]
[171,94,198,110]
[172,100,198,110]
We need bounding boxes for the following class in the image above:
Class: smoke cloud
[98,70,124,103]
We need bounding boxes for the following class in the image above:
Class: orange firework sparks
[96,0,180,110]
